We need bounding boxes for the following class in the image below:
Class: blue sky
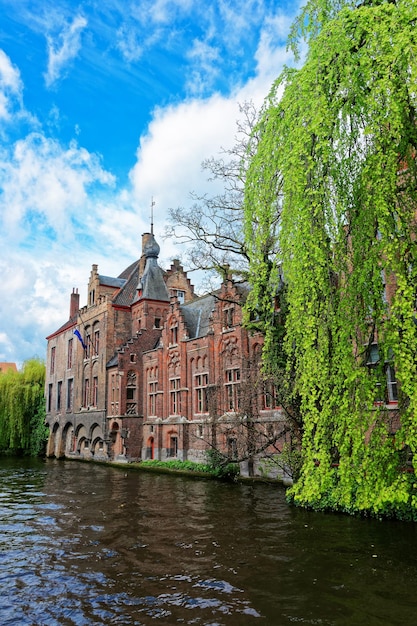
[0,0,301,367]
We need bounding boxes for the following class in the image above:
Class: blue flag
[74,328,87,350]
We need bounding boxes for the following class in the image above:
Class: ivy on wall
[244,0,417,519]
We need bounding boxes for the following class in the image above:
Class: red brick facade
[45,232,286,477]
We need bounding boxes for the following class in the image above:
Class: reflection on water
[1,457,417,625]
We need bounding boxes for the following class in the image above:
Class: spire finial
[150,197,155,235]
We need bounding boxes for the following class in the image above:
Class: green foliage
[139,455,239,480]
[140,459,211,472]
[0,359,48,456]
[258,443,303,483]
[245,0,417,519]
[205,448,240,480]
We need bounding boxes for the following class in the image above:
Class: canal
[1,457,417,625]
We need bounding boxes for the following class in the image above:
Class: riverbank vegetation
[0,359,48,456]
[140,451,240,481]
[244,0,417,519]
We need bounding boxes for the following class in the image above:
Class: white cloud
[129,95,237,215]
[0,49,24,120]
[0,127,142,368]
[0,133,115,244]
[185,39,220,95]
[126,7,302,271]
[129,8,295,214]
[146,0,194,25]
[116,24,144,62]
[44,15,88,87]
[0,0,303,367]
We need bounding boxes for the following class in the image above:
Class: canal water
[1,458,417,626]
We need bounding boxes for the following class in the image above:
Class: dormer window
[171,289,185,303]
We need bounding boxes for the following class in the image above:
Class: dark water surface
[1,458,417,625]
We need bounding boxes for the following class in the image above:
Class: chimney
[70,288,79,319]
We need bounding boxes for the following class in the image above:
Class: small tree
[165,101,281,286]
[198,350,301,480]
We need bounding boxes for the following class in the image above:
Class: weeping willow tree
[0,359,47,456]
[244,0,417,518]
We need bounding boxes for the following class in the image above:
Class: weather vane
[150,197,155,235]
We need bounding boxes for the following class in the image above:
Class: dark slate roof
[180,293,216,339]
[112,260,141,307]
[140,259,170,301]
[118,259,139,281]
[107,353,119,368]
[99,275,127,289]
[46,315,77,340]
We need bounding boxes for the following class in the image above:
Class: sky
[0,0,301,367]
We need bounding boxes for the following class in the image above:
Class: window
[130,353,136,363]
[366,343,383,402]
[195,373,209,413]
[263,382,279,409]
[225,368,240,411]
[47,383,53,412]
[196,424,204,438]
[57,381,62,411]
[171,289,185,303]
[223,307,234,329]
[154,317,161,329]
[170,378,181,415]
[170,324,178,345]
[67,338,73,369]
[50,346,56,374]
[387,365,398,402]
[111,373,119,415]
[227,437,238,460]
[126,371,137,415]
[148,380,158,415]
[381,270,388,304]
[83,378,90,408]
[93,329,100,356]
[168,435,178,457]
[67,378,73,410]
[111,374,116,403]
[367,343,398,403]
[92,376,98,407]
[367,343,379,365]
[85,330,91,358]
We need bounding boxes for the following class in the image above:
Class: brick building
[45,231,286,477]
[0,362,18,374]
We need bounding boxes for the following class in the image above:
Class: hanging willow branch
[0,359,47,456]
[245,0,417,519]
